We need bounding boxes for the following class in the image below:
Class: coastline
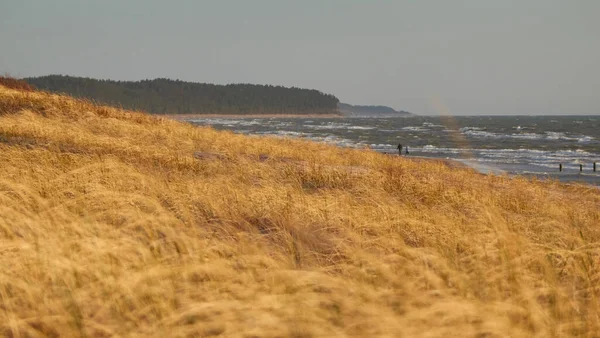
[157,113,343,121]
[384,153,471,170]
[412,156,472,170]
[402,155,598,186]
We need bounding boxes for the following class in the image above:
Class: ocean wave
[401,126,430,132]
[422,122,445,128]
[578,136,595,143]
[370,143,395,150]
[507,133,542,140]
[261,131,364,149]
[304,124,375,131]
[347,126,376,130]
[415,146,598,162]
[304,123,351,130]
[460,127,595,142]
[269,130,308,137]
[530,162,575,169]
[272,122,294,127]
[188,118,236,124]
[459,127,486,131]
[545,132,595,142]
[474,157,522,164]
[459,127,499,138]
[418,145,464,154]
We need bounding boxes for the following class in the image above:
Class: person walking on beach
[397,143,403,156]
[405,146,409,155]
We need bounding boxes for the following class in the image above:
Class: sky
[1,0,599,115]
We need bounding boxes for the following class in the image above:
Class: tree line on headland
[24,75,340,115]
[338,102,412,117]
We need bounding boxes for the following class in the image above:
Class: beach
[2,85,600,337]
[187,115,600,186]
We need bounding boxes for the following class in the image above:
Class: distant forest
[24,75,340,115]
[338,103,412,117]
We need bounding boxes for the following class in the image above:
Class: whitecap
[401,126,430,132]
[347,126,376,130]
[422,122,445,128]
[578,136,594,143]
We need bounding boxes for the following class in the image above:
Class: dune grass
[1,83,600,337]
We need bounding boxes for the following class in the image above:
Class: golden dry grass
[1,84,600,337]
[0,76,35,92]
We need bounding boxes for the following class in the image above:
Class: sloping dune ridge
[1,83,600,337]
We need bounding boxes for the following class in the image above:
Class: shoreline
[381,153,471,170]
[157,113,343,121]
[397,155,472,170]
[405,155,598,186]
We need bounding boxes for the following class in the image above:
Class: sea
[188,115,600,186]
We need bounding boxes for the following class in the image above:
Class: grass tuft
[0,75,36,92]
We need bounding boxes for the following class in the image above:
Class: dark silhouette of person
[405,146,409,155]
[397,143,403,156]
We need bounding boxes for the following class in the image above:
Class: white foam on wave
[475,157,521,164]
[347,126,376,130]
[414,146,598,164]
[460,127,596,143]
[521,171,551,175]
[459,127,485,131]
[531,162,575,169]
[370,143,394,150]
[545,131,566,140]
[459,127,498,138]
[273,121,294,127]
[304,122,351,130]
[270,130,307,137]
[256,130,365,149]
[419,145,463,154]
[422,122,445,128]
[401,126,430,132]
[578,136,594,143]
[545,131,594,142]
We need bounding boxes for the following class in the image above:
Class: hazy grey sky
[1,0,599,115]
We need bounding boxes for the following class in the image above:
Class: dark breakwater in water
[189,115,600,186]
